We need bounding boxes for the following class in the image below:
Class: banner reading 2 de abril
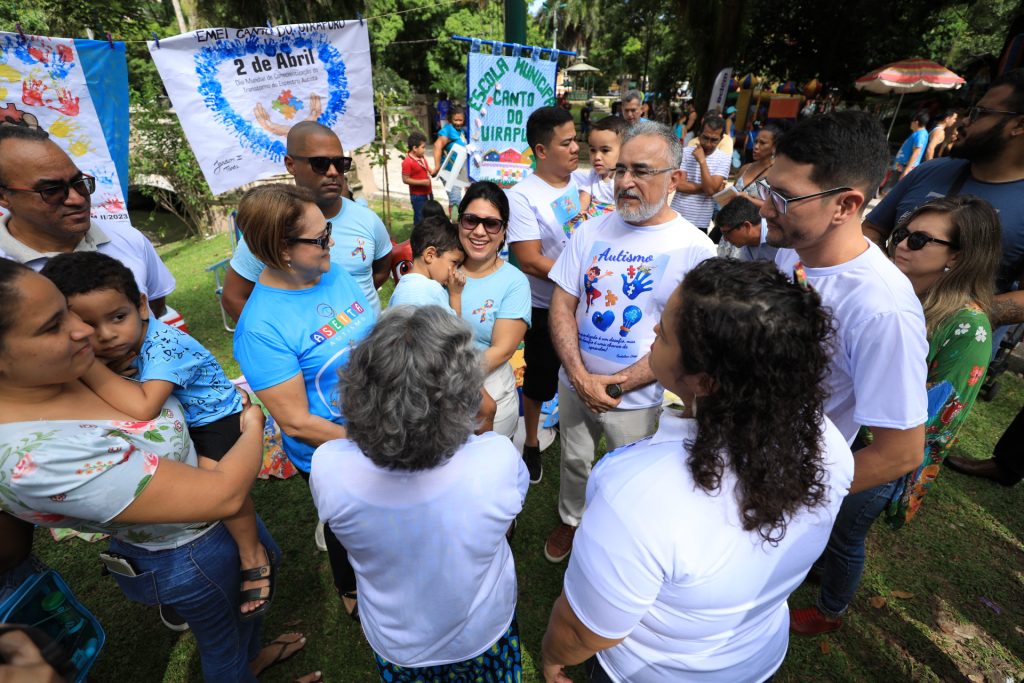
[466,50,557,187]
[149,21,374,195]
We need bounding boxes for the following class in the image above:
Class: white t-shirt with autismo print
[775,239,929,443]
[506,173,584,309]
[549,211,716,410]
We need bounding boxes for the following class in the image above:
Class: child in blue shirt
[389,215,466,314]
[41,252,273,620]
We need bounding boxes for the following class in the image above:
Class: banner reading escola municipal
[466,49,557,187]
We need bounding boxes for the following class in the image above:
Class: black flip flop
[239,564,274,620]
[253,633,306,677]
[341,591,359,622]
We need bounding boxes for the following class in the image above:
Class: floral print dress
[885,304,991,528]
[0,398,211,548]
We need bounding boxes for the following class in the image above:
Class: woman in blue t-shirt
[233,184,376,620]
[456,182,532,442]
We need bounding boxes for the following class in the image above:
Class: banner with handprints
[0,33,131,225]
[466,48,557,187]
[148,21,374,196]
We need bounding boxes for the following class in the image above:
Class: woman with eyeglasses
[882,195,1001,525]
[232,184,377,620]
[455,182,532,440]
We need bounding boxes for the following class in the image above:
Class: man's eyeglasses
[891,226,958,251]
[754,179,852,215]
[967,105,1024,121]
[286,222,332,249]
[1,174,96,205]
[289,155,353,175]
[459,213,506,234]
[610,166,675,181]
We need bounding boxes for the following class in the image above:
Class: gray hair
[621,89,643,105]
[623,120,682,169]
[338,305,484,471]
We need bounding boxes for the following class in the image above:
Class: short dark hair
[673,258,833,544]
[410,215,463,259]
[0,258,32,351]
[448,104,465,119]
[702,115,726,133]
[421,199,446,222]
[911,111,930,127]
[775,110,889,197]
[526,105,574,151]
[40,251,142,308]
[990,67,1024,112]
[458,181,510,224]
[714,196,760,230]
[0,127,51,185]
[591,115,628,138]
[406,131,426,150]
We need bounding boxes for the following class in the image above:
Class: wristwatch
[606,383,622,399]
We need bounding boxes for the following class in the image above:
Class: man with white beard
[541,121,716,563]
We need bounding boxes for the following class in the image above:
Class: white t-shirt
[549,211,715,410]
[775,240,929,443]
[506,173,584,308]
[669,147,731,230]
[572,169,616,217]
[0,216,175,301]
[309,432,529,668]
[565,413,854,683]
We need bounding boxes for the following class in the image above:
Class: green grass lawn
[33,224,1024,682]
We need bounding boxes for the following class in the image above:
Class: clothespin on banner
[105,32,114,49]
[512,43,522,58]
[470,38,481,53]
[549,47,559,62]
[531,45,540,61]
[266,19,273,29]
[357,12,364,26]
[151,32,160,48]
[15,23,26,40]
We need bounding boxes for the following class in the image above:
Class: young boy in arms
[40,252,272,619]
[402,131,434,226]
[573,115,627,217]
[389,215,466,315]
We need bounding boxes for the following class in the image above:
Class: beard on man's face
[950,119,1008,165]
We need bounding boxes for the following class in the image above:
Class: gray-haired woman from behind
[309,306,529,681]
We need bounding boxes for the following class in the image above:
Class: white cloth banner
[148,22,375,195]
[0,33,130,227]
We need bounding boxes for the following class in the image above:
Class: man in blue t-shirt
[892,112,930,181]
[863,68,1024,488]
[222,121,393,320]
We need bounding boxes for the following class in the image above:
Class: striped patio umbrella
[855,58,965,139]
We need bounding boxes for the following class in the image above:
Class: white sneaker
[315,522,327,552]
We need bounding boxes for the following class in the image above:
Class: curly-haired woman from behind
[310,305,529,681]
[540,259,855,683]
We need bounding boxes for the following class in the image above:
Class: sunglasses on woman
[289,155,353,175]
[891,226,958,251]
[459,213,506,234]
[287,222,333,249]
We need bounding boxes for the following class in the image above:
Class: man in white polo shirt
[0,126,175,316]
[543,121,716,563]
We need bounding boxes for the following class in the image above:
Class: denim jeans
[108,518,280,682]
[815,478,901,618]
[410,194,431,226]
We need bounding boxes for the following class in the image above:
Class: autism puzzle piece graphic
[270,89,304,120]
[472,299,495,323]
[604,290,618,307]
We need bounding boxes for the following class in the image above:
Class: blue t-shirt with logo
[134,318,243,427]
[233,266,376,471]
[230,198,392,315]
[867,157,1024,292]
[460,261,532,351]
[895,128,929,168]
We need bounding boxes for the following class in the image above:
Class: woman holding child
[0,258,318,682]
[232,184,376,620]
[456,181,532,440]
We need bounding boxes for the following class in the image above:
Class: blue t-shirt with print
[389,273,453,313]
[460,261,532,351]
[438,123,467,171]
[233,266,376,471]
[230,197,392,315]
[134,318,243,427]
[867,157,1024,292]
[895,128,929,168]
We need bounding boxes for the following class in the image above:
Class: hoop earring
[691,396,698,419]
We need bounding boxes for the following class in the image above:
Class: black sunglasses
[459,213,505,234]
[891,226,958,251]
[287,222,332,249]
[290,155,353,175]
[967,105,1024,121]
[1,174,96,205]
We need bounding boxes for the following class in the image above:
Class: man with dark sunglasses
[862,69,1024,489]
[766,111,929,637]
[223,121,392,321]
[0,126,175,317]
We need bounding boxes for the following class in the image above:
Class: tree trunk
[676,0,747,115]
